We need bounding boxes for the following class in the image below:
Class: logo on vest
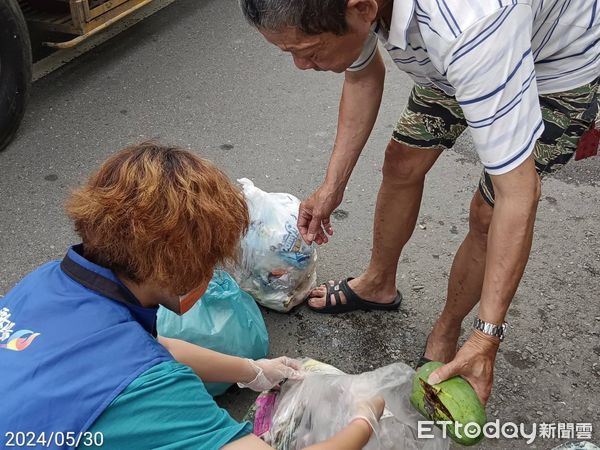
[0,307,40,351]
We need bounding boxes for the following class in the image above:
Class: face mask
[177,282,209,315]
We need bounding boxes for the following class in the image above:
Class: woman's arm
[158,336,256,384]
[222,397,384,450]
[158,337,302,389]
[304,419,372,450]
[222,419,372,450]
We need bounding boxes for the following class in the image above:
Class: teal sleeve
[82,361,253,450]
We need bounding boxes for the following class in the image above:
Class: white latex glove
[350,396,385,438]
[238,357,304,392]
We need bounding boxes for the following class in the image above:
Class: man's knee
[382,140,442,184]
[469,193,493,242]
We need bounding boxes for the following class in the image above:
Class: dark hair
[239,0,348,35]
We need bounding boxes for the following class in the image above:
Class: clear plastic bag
[232,178,317,312]
[254,359,449,450]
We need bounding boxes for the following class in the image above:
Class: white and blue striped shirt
[350,0,599,174]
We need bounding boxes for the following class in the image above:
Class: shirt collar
[388,0,415,50]
[64,245,159,336]
[67,244,123,287]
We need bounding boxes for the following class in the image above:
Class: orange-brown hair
[66,142,249,293]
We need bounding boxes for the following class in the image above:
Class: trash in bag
[157,270,269,396]
[246,358,449,450]
[232,178,317,312]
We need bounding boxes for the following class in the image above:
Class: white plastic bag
[256,359,449,450]
[232,178,317,312]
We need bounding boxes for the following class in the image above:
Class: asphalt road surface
[0,1,598,448]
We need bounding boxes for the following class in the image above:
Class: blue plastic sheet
[157,271,269,396]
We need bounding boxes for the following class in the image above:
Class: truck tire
[25,0,69,14]
[0,0,32,151]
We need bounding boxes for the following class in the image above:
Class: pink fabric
[253,391,278,437]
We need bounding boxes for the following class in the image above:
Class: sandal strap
[338,279,359,305]
[326,281,344,307]
[309,277,401,314]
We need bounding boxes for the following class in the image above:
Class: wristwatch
[473,317,508,342]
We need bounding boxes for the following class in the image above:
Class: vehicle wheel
[25,0,69,14]
[0,0,32,151]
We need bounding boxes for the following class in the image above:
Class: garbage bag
[232,178,317,312]
[249,359,449,450]
[157,270,269,396]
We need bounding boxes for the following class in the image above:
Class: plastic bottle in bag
[232,178,317,312]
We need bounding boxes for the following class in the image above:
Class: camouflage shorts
[392,77,600,206]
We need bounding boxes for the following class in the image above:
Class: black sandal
[416,337,460,369]
[416,337,432,369]
[307,278,402,314]
[416,354,432,369]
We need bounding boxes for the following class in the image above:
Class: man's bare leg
[424,191,494,362]
[308,141,443,308]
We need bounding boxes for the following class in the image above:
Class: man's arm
[428,4,543,403]
[480,156,540,324]
[429,156,541,403]
[326,49,386,190]
[299,49,386,244]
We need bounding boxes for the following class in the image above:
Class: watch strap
[473,317,508,341]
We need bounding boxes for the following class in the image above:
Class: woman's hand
[238,357,304,392]
[350,396,386,438]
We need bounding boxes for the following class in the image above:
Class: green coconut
[410,361,487,446]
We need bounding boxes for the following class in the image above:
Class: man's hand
[427,331,500,405]
[298,184,344,245]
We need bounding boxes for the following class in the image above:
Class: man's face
[260,18,372,73]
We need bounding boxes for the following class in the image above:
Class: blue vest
[0,245,173,449]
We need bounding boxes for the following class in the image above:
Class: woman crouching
[0,143,383,450]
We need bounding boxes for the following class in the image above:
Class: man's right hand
[298,184,344,245]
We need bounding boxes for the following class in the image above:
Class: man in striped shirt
[240,0,599,404]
